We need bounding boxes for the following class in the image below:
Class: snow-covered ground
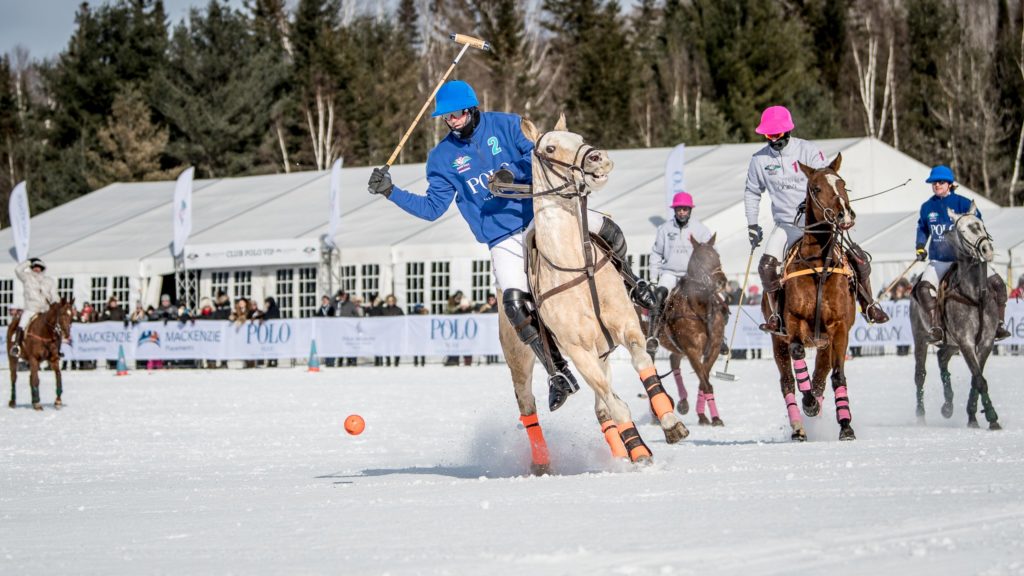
[2,353,1023,575]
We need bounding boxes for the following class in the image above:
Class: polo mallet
[385,33,491,167]
[715,247,756,381]
[880,259,922,299]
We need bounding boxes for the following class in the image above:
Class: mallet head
[450,33,491,51]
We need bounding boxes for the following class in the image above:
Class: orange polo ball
[344,414,365,436]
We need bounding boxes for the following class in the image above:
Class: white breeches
[764,221,805,261]
[491,212,607,293]
[657,272,681,291]
[17,308,41,330]
[919,261,954,288]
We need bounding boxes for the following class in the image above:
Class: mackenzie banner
[4,302,1020,363]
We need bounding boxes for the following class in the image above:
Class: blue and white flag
[9,181,30,262]
[172,167,195,257]
[325,158,343,249]
[664,144,686,210]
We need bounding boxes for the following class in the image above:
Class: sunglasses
[441,109,469,122]
[764,133,786,141]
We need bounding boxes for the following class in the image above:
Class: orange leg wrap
[640,368,673,420]
[617,421,653,462]
[600,419,628,458]
[520,414,550,466]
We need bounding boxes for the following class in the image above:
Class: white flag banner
[172,167,195,257]
[324,158,343,249]
[664,144,686,210]
[9,181,30,262]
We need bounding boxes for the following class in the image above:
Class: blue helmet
[926,165,955,184]
[432,81,478,117]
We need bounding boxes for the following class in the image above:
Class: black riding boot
[847,244,889,324]
[757,255,786,335]
[916,281,944,344]
[9,327,23,357]
[596,218,657,309]
[503,289,580,411]
[989,275,1011,341]
[646,286,669,355]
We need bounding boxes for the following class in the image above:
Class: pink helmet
[755,106,795,135]
[670,191,694,208]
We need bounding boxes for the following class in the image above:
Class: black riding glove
[367,166,393,198]
[915,244,927,261]
[748,224,763,248]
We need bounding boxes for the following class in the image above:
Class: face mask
[768,133,790,152]
[451,108,481,139]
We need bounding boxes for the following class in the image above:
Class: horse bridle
[951,213,993,262]
[489,133,605,199]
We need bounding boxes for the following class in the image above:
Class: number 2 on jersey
[488,137,502,156]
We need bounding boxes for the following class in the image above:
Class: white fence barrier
[2,301,1023,363]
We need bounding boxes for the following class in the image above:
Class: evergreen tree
[154,1,286,177]
[475,0,538,114]
[85,86,174,189]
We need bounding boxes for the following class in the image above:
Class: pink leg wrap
[696,389,706,415]
[673,368,687,400]
[793,359,811,393]
[706,393,719,419]
[785,392,801,425]
[835,386,851,423]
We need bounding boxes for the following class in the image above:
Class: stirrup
[863,302,890,324]
[995,322,1010,342]
[9,344,20,357]
[759,314,787,336]
[645,336,660,355]
[927,327,944,345]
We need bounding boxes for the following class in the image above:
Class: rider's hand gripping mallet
[384,33,491,167]
[715,247,756,381]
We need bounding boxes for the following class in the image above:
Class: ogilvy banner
[29,301,1024,362]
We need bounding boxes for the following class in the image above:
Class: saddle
[524,228,615,308]
[780,242,854,286]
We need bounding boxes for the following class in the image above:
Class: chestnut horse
[7,298,75,410]
[654,235,729,425]
[495,115,687,474]
[765,154,859,441]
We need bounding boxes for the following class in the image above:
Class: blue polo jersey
[916,191,981,262]
[388,112,535,248]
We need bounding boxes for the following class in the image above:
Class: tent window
[406,262,424,313]
[298,267,317,318]
[276,269,294,318]
[638,254,651,282]
[112,276,130,310]
[0,278,13,326]
[91,277,108,307]
[361,264,379,302]
[471,260,492,305]
[57,278,74,302]
[233,271,252,300]
[339,265,357,294]
[430,261,450,314]
[210,272,229,298]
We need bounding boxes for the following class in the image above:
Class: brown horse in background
[766,154,859,441]
[654,235,729,425]
[7,298,75,410]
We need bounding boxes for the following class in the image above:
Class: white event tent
[2,136,1019,323]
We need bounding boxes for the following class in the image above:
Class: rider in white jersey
[744,106,889,334]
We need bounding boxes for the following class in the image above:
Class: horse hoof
[941,403,954,419]
[988,422,1002,431]
[967,419,980,429]
[676,398,689,415]
[791,430,807,442]
[916,405,926,418]
[632,454,654,466]
[32,403,42,411]
[697,414,711,426]
[916,415,926,426]
[7,400,14,409]
[530,463,551,476]
[839,426,856,441]
[663,422,689,444]
[711,417,724,427]
[802,398,821,418]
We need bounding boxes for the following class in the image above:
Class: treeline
[1,0,1023,225]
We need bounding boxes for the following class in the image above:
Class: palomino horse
[910,202,1002,430]
[765,154,859,441]
[497,115,687,473]
[653,235,728,425]
[7,298,75,410]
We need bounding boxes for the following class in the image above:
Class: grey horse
[910,200,1002,430]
